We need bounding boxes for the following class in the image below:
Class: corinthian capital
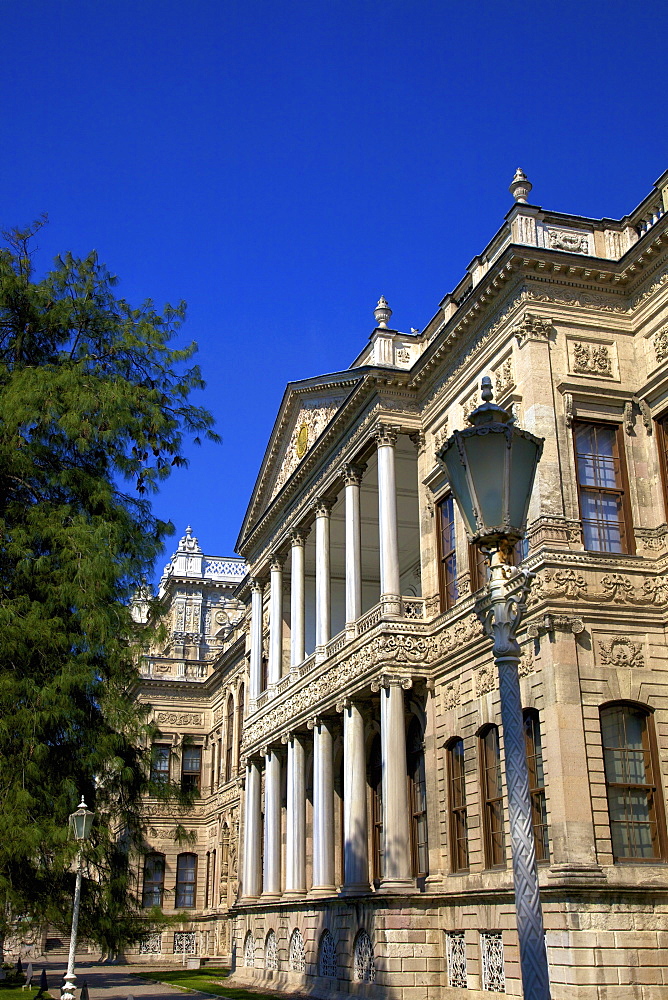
[341,462,367,487]
[312,496,336,518]
[374,423,399,448]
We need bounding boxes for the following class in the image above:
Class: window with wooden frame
[573,421,633,553]
[600,703,666,862]
[655,413,668,518]
[175,852,197,908]
[479,725,505,868]
[437,494,458,610]
[447,737,469,873]
[237,683,245,763]
[210,741,217,793]
[150,744,170,785]
[225,693,235,783]
[368,735,384,882]
[469,537,529,594]
[407,716,429,878]
[523,710,549,862]
[181,745,202,793]
[142,852,165,907]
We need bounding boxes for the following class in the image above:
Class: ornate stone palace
[134,169,668,998]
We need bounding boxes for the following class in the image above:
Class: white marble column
[375,425,401,612]
[249,579,264,704]
[242,759,262,898]
[341,700,370,893]
[290,530,307,667]
[314,499,334,651]
[377,676,413,891]
[285,733,306,895]
[263,747,282,898]
[343,464,365,628]
[311,718,335,894]
[268,554,284,686]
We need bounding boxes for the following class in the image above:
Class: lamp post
[61,796,94,1000]
[437,377,550,1000]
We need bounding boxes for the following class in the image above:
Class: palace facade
[134,169,668,999]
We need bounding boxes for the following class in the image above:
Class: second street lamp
[61,796,94,1000]
[437,376,550,1000]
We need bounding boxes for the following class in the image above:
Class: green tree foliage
[0,219,217,954]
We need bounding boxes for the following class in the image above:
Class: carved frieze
[443,680,460,709]
[654,326,668,363]
[529,566,668,608]
[155,712,204,727]
[475,663,495,697]
[547,229,590,254]
[494,357,515,398]
[597,636,645,669]
[570,341,614,377]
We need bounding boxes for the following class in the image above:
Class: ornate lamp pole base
[477,555,551,1000]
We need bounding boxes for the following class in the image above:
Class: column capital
[409,429,426,454]
[371,672,413,692]
[269,551,286,571]
[374,423,399,448]
[289,526,310,546]
[250,577,264,593]
[341,462,367,487]
[312,496,336,518]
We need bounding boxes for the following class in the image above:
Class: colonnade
[247,425,404,707]
[242,677,415,899]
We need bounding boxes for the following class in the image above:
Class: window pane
[439,496,458,608]
[151,745,170,783]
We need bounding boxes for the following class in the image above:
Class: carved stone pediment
[269,395,344,500]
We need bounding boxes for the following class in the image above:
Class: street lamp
[437,376,550,1000]
[61,796,94,1000]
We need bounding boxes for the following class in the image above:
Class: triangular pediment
[238,371,366,549]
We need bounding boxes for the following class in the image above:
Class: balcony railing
[139,657,208,681]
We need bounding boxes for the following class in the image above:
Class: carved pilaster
[513,312,553,347]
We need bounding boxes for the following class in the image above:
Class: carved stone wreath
[598,636,645,669]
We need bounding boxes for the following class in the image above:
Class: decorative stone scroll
[598,636,645,669]
[155,712,203,727]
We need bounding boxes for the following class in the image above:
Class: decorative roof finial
[509,168,532,204]
[177,525,202,554]
[374,296,392,329]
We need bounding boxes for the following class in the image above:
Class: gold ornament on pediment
[295,422,309,459]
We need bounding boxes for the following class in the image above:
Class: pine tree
[0,219,217,955]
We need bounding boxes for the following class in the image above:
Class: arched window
[600,703,666,860]
[353,929,376,983]
[264,929,278,971]
[447,737,468,872]
[479,725,505,867]
[407,716,429,877]
[142,852,165,907]
[523,709,549,862]
[237,683,245,762]
[175,853,197,908]
[289,928,305,972]
[244,931,255,968]
[368,735,383,881]
[318,930,337,978]
[225,694,235,783]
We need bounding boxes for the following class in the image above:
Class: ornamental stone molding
[526,515,582,548]
[270,397,343,501]
[518,648,535,677]
[655,325,668,362]
[571,341,613,377]
[443,679,460,709]
[526,283,625,315]
[475,662,495,697]
[370,673,414,692]
[494,356,516,398]
[526,615,585,638]
[598,636,645,669]
[636,524,668,551]
[547,228,590,254]
[529,566,668,607]
[155,711,204,727]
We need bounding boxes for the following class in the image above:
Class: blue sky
[2,1,667,577]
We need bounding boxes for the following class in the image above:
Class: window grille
[318,930,337,978]
[353,930,376,983]
[289,929,305,973]
[446,931,467,988]
[265,930,278,971]
[244,931,255,968]
[480,932,505,992]
[139,932,162,955]
[173,932,196,955]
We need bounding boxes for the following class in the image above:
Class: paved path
[33,961,220,1000]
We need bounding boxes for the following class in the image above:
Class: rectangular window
[150,745,170,784]
[656,414,668,518]
[574,421,632,553]
[523,710,550,862]
[601,704,665,861]
[448,738,469,872]
[438,495,458,610]
[175,853,197,908]
[480,726,505,868]
[142,853,165,908]
[181,746,202,792]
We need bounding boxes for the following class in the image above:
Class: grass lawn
[135,968,295,1000]
[0,989,53,1000]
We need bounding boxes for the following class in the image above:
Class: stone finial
[177,525,202,554]
[374,295,392,329]
[509,168,533,204]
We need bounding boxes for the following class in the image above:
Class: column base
[339,882,372,897]
[377,877,415,895]
[380,594,402,617]
[261,891,282,901]
[548,862,606,883]
[282,889,307,899]
[309,884,337,897]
